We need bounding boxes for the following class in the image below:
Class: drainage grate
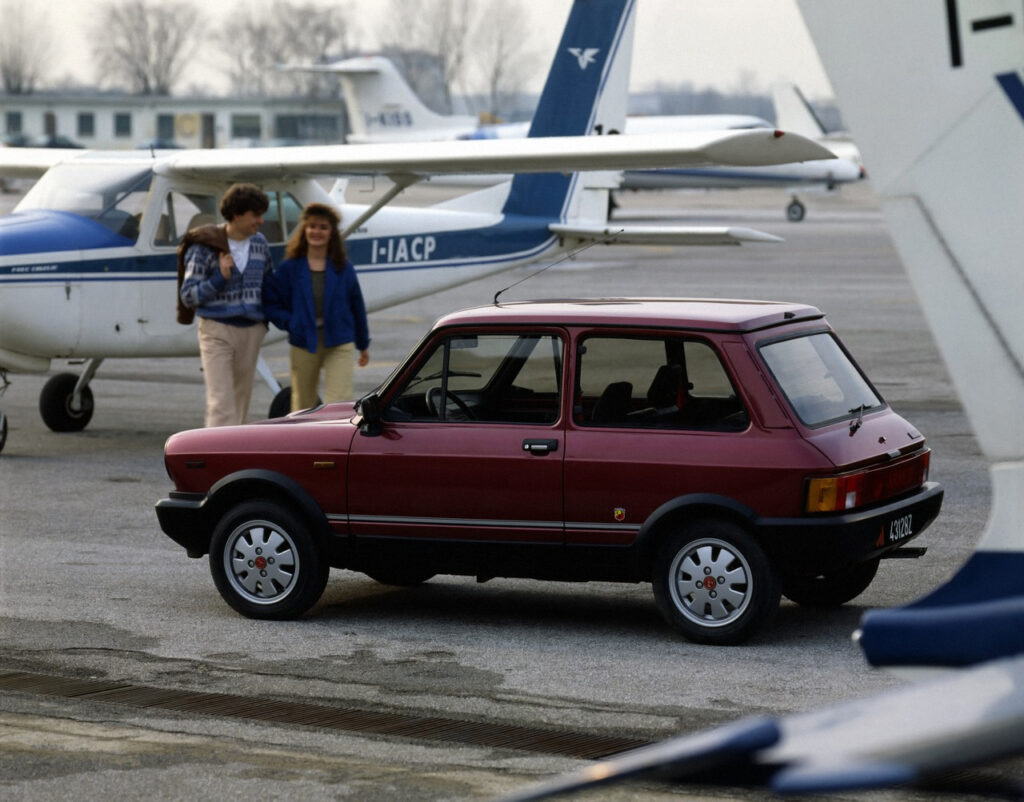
[0,669,651,760]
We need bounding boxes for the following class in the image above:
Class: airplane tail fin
[500,0,635,221]
[797,1,1024,668]
[291,55,477,142]
[770,83,827,139]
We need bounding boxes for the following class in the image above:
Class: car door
[564,332,754,546]
[347,328,566,544]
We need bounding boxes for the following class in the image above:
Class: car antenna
[493,229,624,306]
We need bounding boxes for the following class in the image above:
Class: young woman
[264,203,369,412]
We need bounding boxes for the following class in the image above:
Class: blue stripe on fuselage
[2,217,555,282]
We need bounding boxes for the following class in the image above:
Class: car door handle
[522,439,559,455]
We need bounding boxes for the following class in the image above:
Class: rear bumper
[155,491,210,557]
[756,482,944,575]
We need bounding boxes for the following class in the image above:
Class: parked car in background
[156,298,943,644]
[27,134,85,148]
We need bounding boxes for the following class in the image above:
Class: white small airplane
[0,0,833,454]
[502,1,1024,798]
[293,47,862,221]
[300,54,772,145]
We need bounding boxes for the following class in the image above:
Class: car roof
[434,298,825,333]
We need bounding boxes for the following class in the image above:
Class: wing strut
[340,172,423,239]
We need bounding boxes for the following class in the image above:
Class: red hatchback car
[156,299,943,644]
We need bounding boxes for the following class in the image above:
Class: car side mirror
[358,393,383,436]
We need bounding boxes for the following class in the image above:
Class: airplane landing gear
[39,358,102,432]
[786,197,806,222]
[269,387,292,418]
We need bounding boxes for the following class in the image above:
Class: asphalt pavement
[0,182,1008,800]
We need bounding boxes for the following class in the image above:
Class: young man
[179,183,273,427]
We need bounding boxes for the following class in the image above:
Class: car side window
[385,332,563,424]
[576,335,748,430]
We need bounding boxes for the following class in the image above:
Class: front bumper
[155,491,210,557]
[756,482,944,574]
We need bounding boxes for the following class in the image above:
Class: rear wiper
[848,403,870,435]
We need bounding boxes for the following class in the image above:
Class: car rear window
[759,332,883,426]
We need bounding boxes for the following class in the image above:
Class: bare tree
[377,0,476,113]
[91,0,203,95]
[0,1,53,93]
[468,0,540,120]
[217,0,354,98]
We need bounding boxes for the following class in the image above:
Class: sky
[33,0,835,100]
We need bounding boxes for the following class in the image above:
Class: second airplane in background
[295,49,862,221]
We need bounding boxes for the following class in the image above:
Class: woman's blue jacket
[264,257,370,354]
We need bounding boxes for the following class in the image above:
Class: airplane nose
[0,209,136,255]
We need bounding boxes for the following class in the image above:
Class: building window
[114,113,132,137]
[231,114,261,140]
[156,114,175,141]
[275,114,340,143]
[5,111,22,134]
[77,113,95,137]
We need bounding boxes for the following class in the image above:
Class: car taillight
[805,450,930,513]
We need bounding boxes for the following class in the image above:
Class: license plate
[886,513,914,543]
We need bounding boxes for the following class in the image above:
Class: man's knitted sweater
[180,232,273,325]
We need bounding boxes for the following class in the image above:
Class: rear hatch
[755,328,930,513]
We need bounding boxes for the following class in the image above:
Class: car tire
[652,519,780,645]
[782,558,880,607]
[363,567,436,587]
[209,500,328,619]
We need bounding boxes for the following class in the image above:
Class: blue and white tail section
[501,0,634,220]
[342,0,637,308]
[796,1,1024,668]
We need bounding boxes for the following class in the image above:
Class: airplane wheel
[0,411,7,453]
[268,387,292,418]
[39,373,94,432]
[786,199,806,222]
[268,386,323,418]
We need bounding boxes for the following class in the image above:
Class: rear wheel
[652,519,780,645]
[782,558,880,607]
[209,500,328,619]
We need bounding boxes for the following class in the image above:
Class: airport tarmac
[0,183,1012,800]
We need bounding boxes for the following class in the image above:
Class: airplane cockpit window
[17,163,152,243]
[153,191,218,247]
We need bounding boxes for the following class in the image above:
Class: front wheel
[652,519,780,645]
[39,373,94,432]
[209,501,328,619]
[782,558,880,607]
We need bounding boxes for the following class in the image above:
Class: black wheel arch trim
[634,493,758,568]
[156,469,333,558]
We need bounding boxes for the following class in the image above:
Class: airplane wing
[150,130,834,182]
[550,223,782,246]
[501,654,1024,800]
[0,147,85,178]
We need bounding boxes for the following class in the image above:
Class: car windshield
[17,162,153,239]
[759,332,883,426]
